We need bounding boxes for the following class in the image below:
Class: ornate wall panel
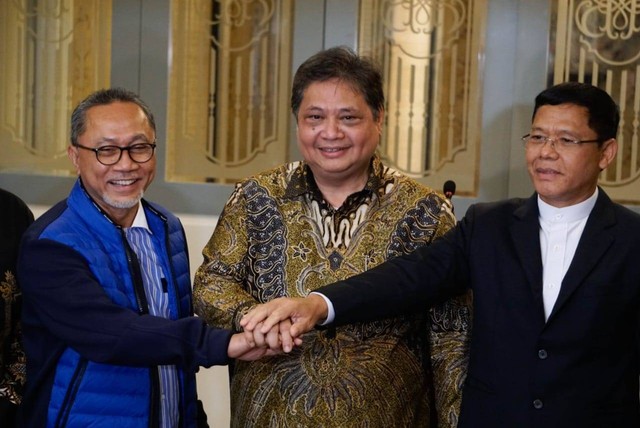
[359,0,488,196]
[167,0,293,183]
[0,0,111,175]
[550,0,640,204]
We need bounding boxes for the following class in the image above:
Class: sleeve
[18,237,233,371]
[428,290,471,427]
[427,196,472,427]
[193,185,259,331]
[637,296,640,374]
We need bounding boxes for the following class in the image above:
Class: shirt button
[533,399,543,409]
[538,349,548,359]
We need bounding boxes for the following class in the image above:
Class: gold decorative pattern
[166,0,293,183]
[550,0,640,204]
[0,271,26,406]
[0,0,111,175]
[359,0,488,196]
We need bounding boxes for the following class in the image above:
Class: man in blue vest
[17,88,273,427]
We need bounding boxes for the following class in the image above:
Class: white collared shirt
[538,189,598,320]
[130,202,150,229]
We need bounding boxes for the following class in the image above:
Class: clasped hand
[239,294,330,353]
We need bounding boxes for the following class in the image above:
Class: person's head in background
[290,46,385,201]
[67,88,157,226]
[524,82,618,208]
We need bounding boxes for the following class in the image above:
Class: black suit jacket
[321,189,640,427]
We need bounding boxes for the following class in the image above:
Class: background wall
[0,0,557,217]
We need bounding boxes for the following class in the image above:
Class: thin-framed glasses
[521,134,602,151]
[73,142,156,165]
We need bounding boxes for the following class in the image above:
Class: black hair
[533,82,619,142]
[291,46,384,120]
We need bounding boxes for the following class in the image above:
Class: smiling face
[68,101,156,226]
[296,78,383,190]
[526,103,617,207]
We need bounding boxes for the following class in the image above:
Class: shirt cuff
[310,292,335,325]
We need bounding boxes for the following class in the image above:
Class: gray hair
[70,87,156,146]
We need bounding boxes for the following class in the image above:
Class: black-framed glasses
[521,134,602,151]
[73,142,156,165]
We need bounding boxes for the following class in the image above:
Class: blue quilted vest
[40,180,196,427]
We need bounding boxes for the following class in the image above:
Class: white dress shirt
[538,189,598,320]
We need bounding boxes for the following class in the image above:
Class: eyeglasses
[73,142,156,165]
[521,134,602,151]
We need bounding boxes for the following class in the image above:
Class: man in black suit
[240,82,640,427]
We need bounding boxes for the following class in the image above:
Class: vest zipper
[121,231,150,314]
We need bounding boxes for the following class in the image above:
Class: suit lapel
[509,195,546,322]
[546,190,616,322]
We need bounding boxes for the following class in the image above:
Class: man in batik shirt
[194,47,471,427]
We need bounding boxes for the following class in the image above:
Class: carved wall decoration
[0,0,112,175]
[359,0,488,196]
[550,0,640,204]
[167,0,293,183]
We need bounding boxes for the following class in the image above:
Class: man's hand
[227,332,280,361]
[242,317,300,352]
[240,295,329,351]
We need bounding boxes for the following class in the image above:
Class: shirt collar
[538,188,598,224]
[129,202,151,231]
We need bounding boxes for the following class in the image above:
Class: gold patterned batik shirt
[194,156,471,427]
[0,270,26,407]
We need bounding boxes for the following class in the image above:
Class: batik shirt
[194,156,471,427]
[0,189,33,423]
